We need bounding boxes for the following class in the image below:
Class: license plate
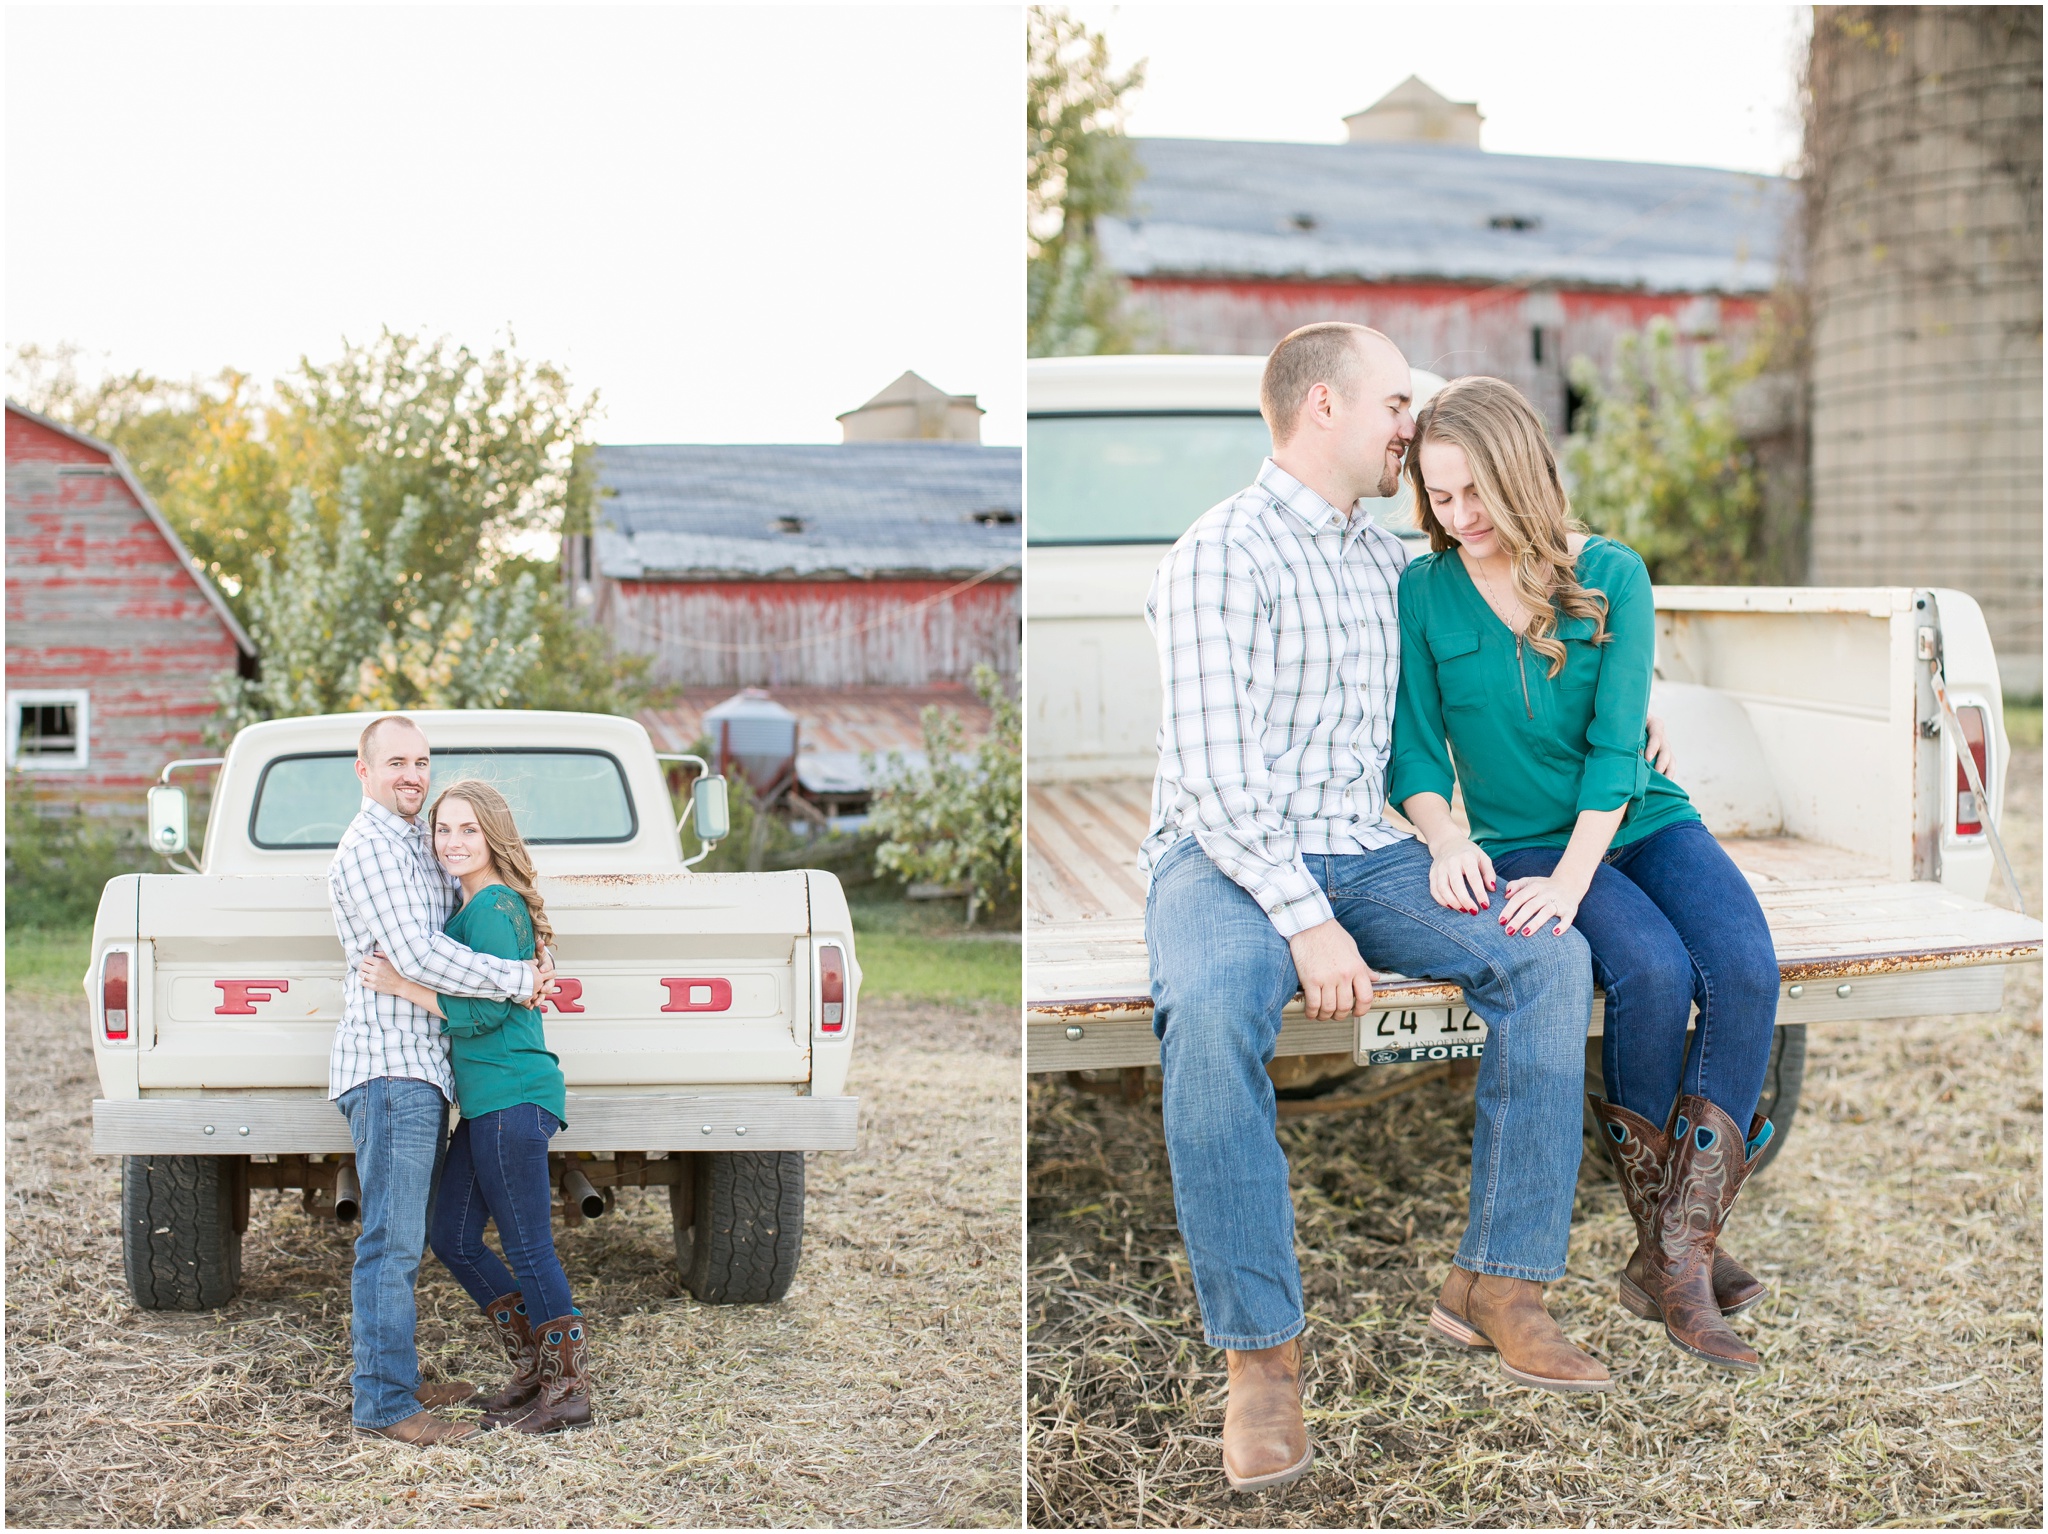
[1355,1006,1488,1066]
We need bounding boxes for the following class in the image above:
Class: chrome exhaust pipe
[562,1163,605,1219]
[334,1162,361,1223]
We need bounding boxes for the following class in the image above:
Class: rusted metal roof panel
[592,442,1021,580]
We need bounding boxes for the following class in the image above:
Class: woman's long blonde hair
[428,779,554,954]
[1407,374,1610,678]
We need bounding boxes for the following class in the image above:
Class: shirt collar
[1256,457,1373,539]
[358,795,422,840]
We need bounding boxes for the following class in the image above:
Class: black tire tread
[121,1155,242,1311]
[676,1151,804,1304]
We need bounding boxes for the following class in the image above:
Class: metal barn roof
[1100,138,1795,294]
[592,442,1021,580]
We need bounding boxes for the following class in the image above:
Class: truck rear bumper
[93,1093,860,1156]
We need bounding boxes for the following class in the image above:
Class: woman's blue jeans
[1145,834,1595,1351]
[430,1102,576,1325]
[1493,817,1779,1132]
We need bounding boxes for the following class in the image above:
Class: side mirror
[147,785,189,857]
[692,774,731,845]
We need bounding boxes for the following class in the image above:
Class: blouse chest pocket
[1555,613,1603,691]
[1428,627,1487,710]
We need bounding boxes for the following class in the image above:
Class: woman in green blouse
[1389,376,1779,1374]
[359,779,591,1433]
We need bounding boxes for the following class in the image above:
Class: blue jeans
[1146,835,1595,1350]
[431,1103,575,1324]
[337,1076,450,1429]
[1493,818,1778,1132]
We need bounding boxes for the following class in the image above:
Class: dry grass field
[1027,746,2042,1529]
[5,998,1022,1528]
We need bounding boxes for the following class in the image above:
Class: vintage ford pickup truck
[1024,355,2041,1161]
[88,709,860,1310]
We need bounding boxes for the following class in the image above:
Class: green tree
[1564,320,1765,584]
[866,666,1021,925]
[1027,7,1147,357]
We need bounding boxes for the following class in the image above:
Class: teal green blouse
[1389,537,1698,855]
[438,885,568,1127]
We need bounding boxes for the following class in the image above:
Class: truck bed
[1026,779,2042,1070]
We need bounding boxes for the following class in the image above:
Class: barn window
[7,690,90,771]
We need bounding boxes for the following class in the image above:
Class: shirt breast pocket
[1429,627,1486,710]
[1556,614,1602,692]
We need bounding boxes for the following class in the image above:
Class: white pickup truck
[88,709,861,1311]
[1025,355,2041,1159]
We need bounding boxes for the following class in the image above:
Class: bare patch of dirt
[1027,748,2042,1528]
[5,999,1022,1528]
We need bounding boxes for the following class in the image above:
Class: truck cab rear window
[250,750,638,848]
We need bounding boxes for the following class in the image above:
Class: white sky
[1074,3,1811,176]
[5,4,1023,445]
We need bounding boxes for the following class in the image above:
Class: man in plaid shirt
[1142,325,1616,1490]
[328,714,551,1444]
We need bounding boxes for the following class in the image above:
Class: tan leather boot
[1590,1096,1766,1317]
[360,1409,479,1445]
[413,1380,480,1409]
[1637,1096,1768,1372]
[1429,1266,1612,1393]
[1221,1338,1313,1492]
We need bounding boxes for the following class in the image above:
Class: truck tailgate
[135,872,816,1091]
[1027,779,2043,1070]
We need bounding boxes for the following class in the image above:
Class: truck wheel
[668,1151,804,1304]
[1581,1024,1805,1179]
[122,1155,243,1311]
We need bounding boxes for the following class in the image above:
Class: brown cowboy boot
[414,1380,481,1409]
[361,1409,479,1445]
[1638,1095,1769,1372]
[1589,1096,1766,1317]
[474,1293,545,1425]
[1429,1266,1611,1393]
[509,1314,593,1434]
[1221,1338,1313,1492]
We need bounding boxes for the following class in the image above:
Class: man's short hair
[1261,323,1391,444]
[358,714,424,762]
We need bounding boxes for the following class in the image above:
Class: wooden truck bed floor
[1026,779,2043,1070]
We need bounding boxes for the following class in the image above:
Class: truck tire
[122,1155,243,1311]
[669,1151,804,1304]
[1581,1024,1805,1179]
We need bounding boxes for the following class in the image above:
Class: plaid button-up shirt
[327,797,535,1101]
[1142,457,1412,939]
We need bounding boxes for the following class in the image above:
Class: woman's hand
[1644,712,1676,776]
[359,951,406,996]
[1497,873,1588,937]
[1427,836,1497,914]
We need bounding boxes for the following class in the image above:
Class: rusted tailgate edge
[1026,941,2042,1023]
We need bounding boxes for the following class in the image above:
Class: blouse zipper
[1515,634,1532,719]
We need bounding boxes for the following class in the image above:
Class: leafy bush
[5,782,153,929]
[1564,319,1766,584]
[865,666,1021,925]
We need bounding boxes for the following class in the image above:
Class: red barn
[5,402,255,817]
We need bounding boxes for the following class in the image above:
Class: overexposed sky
[1074,4,1810,176]
[6,4,1022,445]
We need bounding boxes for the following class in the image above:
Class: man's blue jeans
[1146,835,1594,1350]
[337,1076,450,1429]
[432,1103,576,1324]
[1493,818,1778,1132]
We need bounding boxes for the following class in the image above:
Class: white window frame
[7,689,91,771]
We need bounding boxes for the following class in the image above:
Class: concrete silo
[1804,6,2043,695]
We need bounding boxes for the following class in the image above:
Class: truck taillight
[1955,704,1989,836]
[818,944,846,1033]
[102,951,130,1041]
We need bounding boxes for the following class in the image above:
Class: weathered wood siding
[1123,277,1765,437]
[5,411,242,814]
[595,576,1020,688]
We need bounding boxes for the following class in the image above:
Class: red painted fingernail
[1523,926,1535,936]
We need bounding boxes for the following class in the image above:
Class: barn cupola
[1342,75,1483,148]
